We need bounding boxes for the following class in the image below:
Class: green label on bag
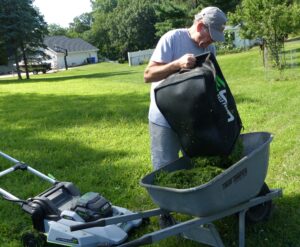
[216,75,226,91]
[215,75,235,122]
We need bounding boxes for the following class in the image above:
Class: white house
[225,25,258,49]
[44,36,99,69]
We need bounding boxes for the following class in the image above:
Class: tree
[91,0,118,13]
[89,0,118,59]
[109,0,157,60]
[0,0,48,79]
[154,1,190,38]
[196,0,241,13]
[91,0,157,61]
[0,39,8,65]
[68,13,92,38]
[48,24,68,36]
[229,0,300,69]
[88,0,241,61]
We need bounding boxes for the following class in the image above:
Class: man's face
[198,25,214,48]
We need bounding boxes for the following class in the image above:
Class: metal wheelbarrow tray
[141,132,277,217]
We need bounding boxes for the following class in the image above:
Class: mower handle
[0,151,20,164]
[0,151,57,184]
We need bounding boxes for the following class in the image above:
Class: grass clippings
[154,138,243,189]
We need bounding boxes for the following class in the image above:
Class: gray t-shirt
[148,28,216,127]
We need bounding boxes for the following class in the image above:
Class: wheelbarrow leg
[208,223,225,247]
[182,223,224,247]
[238,209,246,247]
[117,217,210,247]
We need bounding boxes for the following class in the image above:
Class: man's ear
[196,21,205,32]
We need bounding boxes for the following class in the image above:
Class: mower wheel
[21,232,45,247]
[246,182,274,224]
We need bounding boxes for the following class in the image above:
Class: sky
[33,0,92,28]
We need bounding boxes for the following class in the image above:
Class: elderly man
[144,6,227,228]
[144,6,227,171]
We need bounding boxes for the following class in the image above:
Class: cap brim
[209,28,225,42]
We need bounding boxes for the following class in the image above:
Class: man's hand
[144,53,197,83]
[177,54,196,69]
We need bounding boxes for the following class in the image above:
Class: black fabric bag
[154,52,242,157]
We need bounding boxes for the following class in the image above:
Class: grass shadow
[282,48,300,69]
[0,91,149,128]
[283,48,300,54]
[0,89,151,243]
[0,91,150,194]
[34,70,139,83]
[0,70,139,84]
[243,192,300,247]
[284,62,300,69]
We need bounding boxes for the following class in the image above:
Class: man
[144,6,227,171]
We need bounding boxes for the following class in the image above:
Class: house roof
[44,36,98,53]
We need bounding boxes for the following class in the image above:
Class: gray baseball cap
[195,7,227,42]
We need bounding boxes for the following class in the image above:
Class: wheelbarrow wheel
[246,183,274,224]
[21,232,46,247]
[159,213,176,229]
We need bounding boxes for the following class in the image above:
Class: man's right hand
[144,54,196,83]
[176,54,196,69]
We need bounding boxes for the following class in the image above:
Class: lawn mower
[0,151,142,247]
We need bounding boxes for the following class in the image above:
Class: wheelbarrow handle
[70,220,102,231]
[70,208,163,231]
[117,236,152,247]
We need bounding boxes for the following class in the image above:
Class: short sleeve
[150,31,174,64]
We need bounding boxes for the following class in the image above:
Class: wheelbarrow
[70,132,282,247]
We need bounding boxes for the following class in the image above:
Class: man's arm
[144,54,196,83]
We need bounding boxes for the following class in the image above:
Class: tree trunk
[21,42,30,79]
[260,39,266,67]
[14,51,22,80]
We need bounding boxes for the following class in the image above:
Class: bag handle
[178,68,191,74]
[178,53,217,78]
[201,53,217,79]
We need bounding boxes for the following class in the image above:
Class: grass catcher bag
[154,52,242,157]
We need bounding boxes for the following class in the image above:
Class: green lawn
[0,42,299,247]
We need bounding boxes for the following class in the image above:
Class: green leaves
[87,0,242,61]
[154,1,189,37]
[230,0,300,69]
[91,0,157,61]
[0,0,48,79]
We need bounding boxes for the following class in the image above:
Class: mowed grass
[0,41,299,247]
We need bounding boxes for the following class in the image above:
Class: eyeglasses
[203,25,214,42]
